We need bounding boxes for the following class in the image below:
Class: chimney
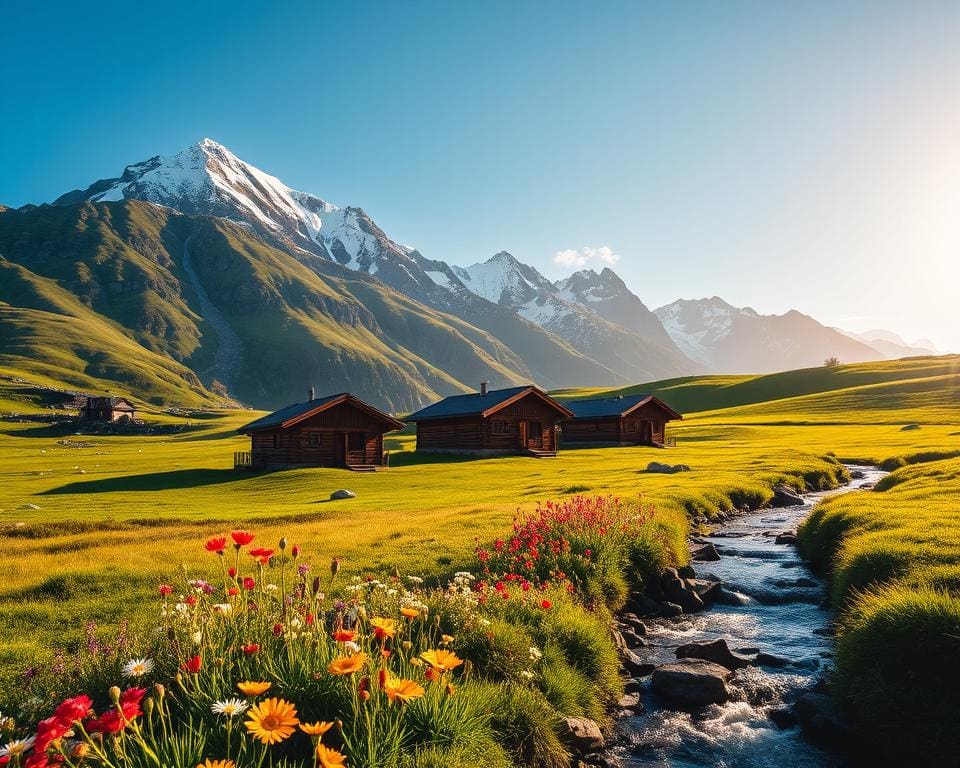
[309,386,315,401]
[480,381,488,396]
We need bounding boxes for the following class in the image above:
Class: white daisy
[211,698,249,718]
[0,737,36,757]
[122,657,155,678]
[344,641,361,654]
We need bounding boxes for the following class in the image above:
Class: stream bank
[602,466,886,768]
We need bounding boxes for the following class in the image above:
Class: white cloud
[552,245,621,269]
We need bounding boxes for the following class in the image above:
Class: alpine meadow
[1,3,958,768]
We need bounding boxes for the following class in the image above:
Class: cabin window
[625,420,636,433]
[307,432,323,447]
[529,421,542,438]
[272,432,280,449]
[348,432,365,451]
[493,420,508,435]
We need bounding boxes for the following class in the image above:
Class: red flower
[332,629,356,642]
[35,715,70,751]
[158,584,173,597]
[120,687,147,707]
[424,666,439,682]
[85,711,124,734]
[291,545,302,558]
[185,595,198,607]
[378,668,388,689]
[273,623,284,636]
[182,655,202,674]
[249,547,274,559]
[54,694,93,723]
[242,643,261,654]
[231,530,255,547]
[227,567,237,578]
[541,599,552,609]
[204,536,227,554]
[228,587,239,596]
[243,577,256,590]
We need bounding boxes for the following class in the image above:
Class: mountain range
[0,139,932,410]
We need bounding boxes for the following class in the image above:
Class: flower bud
[154,683,166,700]
[330,558,341,578]
[279,537,288,551]
[108,686,121,705]
[144,698,154,717]
[463,659,474,676]
[401,641,412,651]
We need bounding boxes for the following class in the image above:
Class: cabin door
[641,421,653,444]
[334,432,347,467]
[519,421,527,449]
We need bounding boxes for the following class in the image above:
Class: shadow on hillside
[389,452,513,467]
[41,468,256,494]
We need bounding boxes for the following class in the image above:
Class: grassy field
[1,355,958,761]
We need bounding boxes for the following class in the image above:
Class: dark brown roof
[564,394,682,421]
[405,386,574,422]
[238,393,405,434]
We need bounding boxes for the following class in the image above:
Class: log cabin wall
[249,401,391,468]
[414,393,563,453]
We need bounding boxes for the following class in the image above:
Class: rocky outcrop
[691,542,721,561]
[676,639,751,670]
[771,484,804,507]
[564,716,604,752]
[652,659,732,705]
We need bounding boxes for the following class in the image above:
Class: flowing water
[610,466,887,768]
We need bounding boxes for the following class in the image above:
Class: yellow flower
[400,607,419,619]
[370,617,396,639]
[237,681,272,696]
[316,743,348,768]
[244,698,299,745]
[198,761,236,768]
[420,649,464,673]
[441,634,455,645]
[300,721,335,737]
[383,677,426,704]
[328,652,367,675]
[409,658,423,666]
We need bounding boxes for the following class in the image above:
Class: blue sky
[2,1,958,350]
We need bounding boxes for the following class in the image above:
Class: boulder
[617,692,641,710]
[564,716,604,752]
[677,564,697,579]
[619,612,648,635]
[676,638,751,670]
[330,489,356,500]
[849,469,866,479]
[771,485,804,507]
[768,707,798,730]
[715,588,751,606]
[622,649,655,677]
[794,692,847,746]
[775,532,799,545]
[690,579,722,606]
[651,659,731,705]
[900,423,921,431]
[661,601,684,617]
[692,543,721,562]
[646,461,691,474]
[625,592,662,618]
[754,652,790,668]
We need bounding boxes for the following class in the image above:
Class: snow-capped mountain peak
[458,251,556,306]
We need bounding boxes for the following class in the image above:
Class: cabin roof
[84,396,135,410]
[238,393,406,434]
[564,394,682,420]
[405,386,574,422]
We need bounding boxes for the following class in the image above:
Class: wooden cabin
[405,383,574,457]
[80,396,137,423]
[237,391,405,470]
[561,394,681,446]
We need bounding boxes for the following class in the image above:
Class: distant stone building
[80,396,138,423]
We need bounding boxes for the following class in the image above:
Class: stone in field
[330,489,357,500]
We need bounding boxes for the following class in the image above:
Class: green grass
[0,354,959,764]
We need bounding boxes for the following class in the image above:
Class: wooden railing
[662,436,678,448]
[234,451,252,469]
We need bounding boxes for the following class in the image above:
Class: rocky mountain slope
[655,297,881,373]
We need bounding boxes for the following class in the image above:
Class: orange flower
[237,681,272,696]
[420,649,464,673]
[383,677,425,704]
[245,698,299,745]
[328,652,367,675]
[331,629,356,642]
[400,607,419,619]
[198,761,235,768]
[370,617,396,640]
[300,721,335,737]
[316,744,348,768]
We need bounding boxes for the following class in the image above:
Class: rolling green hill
[555,356,960,424]
[0,202,548,411]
